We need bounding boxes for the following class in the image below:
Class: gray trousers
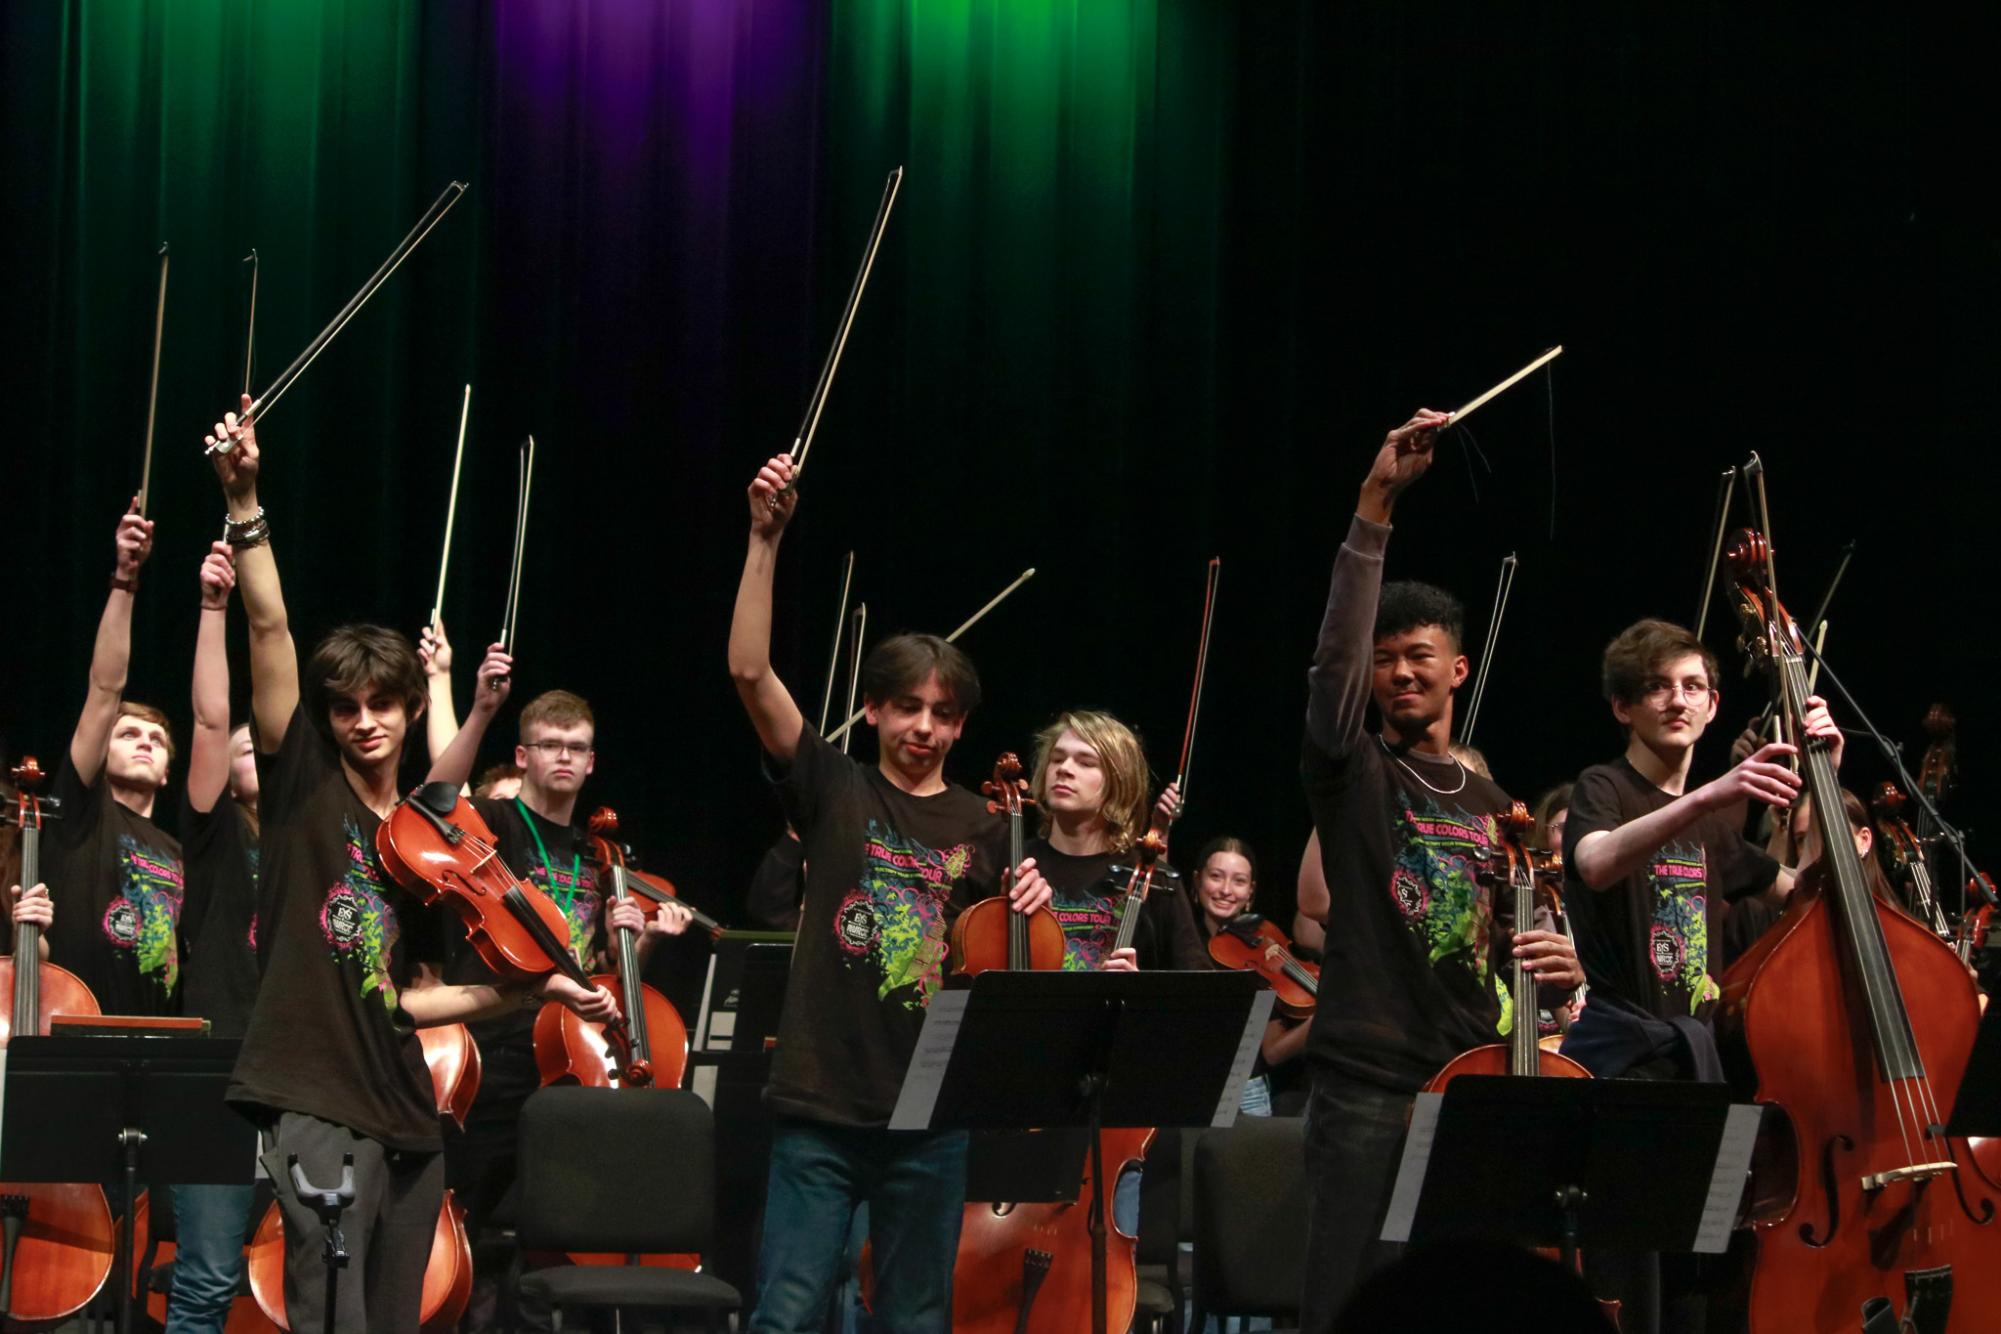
[260,1111,444,1334]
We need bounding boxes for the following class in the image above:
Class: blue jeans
[164,1182,258,1334]
[751,1118,968,1334]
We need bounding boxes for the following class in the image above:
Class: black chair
[1132,1127,1185,1334]
[514,1086,742,1332]
[1188,1117,1307,1333]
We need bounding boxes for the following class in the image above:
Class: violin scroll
[981,754,1031,821]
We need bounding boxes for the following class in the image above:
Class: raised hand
[1728,722,1761,766]
[1699,740,1803,811]
[115,497,156,578]
[747,453,799,539]
[419,619,455,680]
[1361,408,1450,511]
[198,541,236,610]
[1152,782,1183,831]
[205,393,261,501]
[470,641,513,713]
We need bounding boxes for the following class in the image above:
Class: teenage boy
[1025,710,1202,972]
[44,500,185,1014]
[425,642,693,1318]
[1296,410,1583,1331]
[728,452,1052,1334]
[168,541,268,1334]
[203,396,615,1333]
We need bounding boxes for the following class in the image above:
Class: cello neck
[609,865,652,1070]
[1510,865,1537,1075]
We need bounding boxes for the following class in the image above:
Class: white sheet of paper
[1379,1090,1443,1242]
[888,990,970,1130]
[1695,1103,1764,1253]
[1211,989,1278,1127]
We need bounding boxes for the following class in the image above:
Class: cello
[1717,527,2000,1332]
[0,757,118,1325]
[244,1025,479,1332]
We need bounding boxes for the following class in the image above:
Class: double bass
[0,757,117,1325]
[1718,528,2000,1331]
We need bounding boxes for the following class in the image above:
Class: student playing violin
[1024,710,1205,973]
[1190,837,1309,1115]
[202,398,615,1333]
[1295,410,1582,1331]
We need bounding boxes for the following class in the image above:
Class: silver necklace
[1379,736,1468,796]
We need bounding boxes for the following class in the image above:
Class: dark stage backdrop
[3,2,1990,940]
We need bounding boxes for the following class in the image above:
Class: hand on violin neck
[1512,927,1584,992]
[114,497,155,578]
[1357,408,1447,523]
[536,973,620,1025]
[205,394,262,513]
[1008,858,1052,916]
[1097,946,1139,973]
[10,880,53,932]
[748,453,798,540]
[197,541,236,611]
[1800,694,1845,771]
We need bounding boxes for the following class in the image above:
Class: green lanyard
[516,798,581,920]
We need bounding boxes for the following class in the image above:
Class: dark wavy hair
[1374,580,1464,651]
[303,624,427,743]
[859,633,982,715]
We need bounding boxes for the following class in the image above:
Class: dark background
[3,2,1990,945]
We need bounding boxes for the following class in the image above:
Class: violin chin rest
[413,781,462,816]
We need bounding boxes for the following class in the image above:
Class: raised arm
[727,454,806,761]
[419,619,462,764]
[207,395,297,752]
[1305,411,1446,756]
[69,501,155,785]
[427,643,512,788]
[187,543,238,814]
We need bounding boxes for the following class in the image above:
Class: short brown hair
[303,625,426,741]
[117,702,176,764]
[519,690,595,739]
[859,634,982,715]
[474,762,524,798]
[1601,619,1719,705]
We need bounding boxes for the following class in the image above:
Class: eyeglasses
[1641,681,1712,705]
[523,740,593,758]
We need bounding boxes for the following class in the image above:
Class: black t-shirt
[767,727,1006,1126]
[1299,513,1521,1094]
[43,755,184,1014]
[747,833,806,931]
[179,796,261,1037]
[1562,756,1780,1023]
[226,707,446,1152]
[1026,837,1207,972]
[444,795,605,1049]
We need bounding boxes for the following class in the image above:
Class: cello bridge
[1861,1161,1957,1191]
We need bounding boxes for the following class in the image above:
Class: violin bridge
[1861,1161,1956,1192]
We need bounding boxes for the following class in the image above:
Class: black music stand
[0,1033,254,1334]
[1948,999,2001,1137]
[1380,1076,1759,1265]
[889,969,1269,1334]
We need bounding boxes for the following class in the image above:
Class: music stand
[890,969,1270,1334]
[1380,1076,1760,1265]
[0,1033,254,1334]
[1948,998,2001,1137]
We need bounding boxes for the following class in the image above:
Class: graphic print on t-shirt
[317,814,404,1011]
[100,832,185,993]
[1388,798,1499,991]
[1052,891,1120,972]
[832,818,971,1007]
[1649,840,1718,1012]
[528,862,601,968]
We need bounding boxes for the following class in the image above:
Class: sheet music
[1378,1091,1443,1242]
[1695,1103,1763,1253]
[888,990,970,1130]
[1210,989,1277,1126]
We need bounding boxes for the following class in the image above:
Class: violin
[950,754,1064,975]
[1423,803,1591,1088]
[1105,829,1170,962]
[1207,917,1319,1020]
[532,809,692,1091]
[0,757,117,1325]
[1716,527,1999,1332]
[582,807,725,941]
[374,781,647,1085]
[1871,782,1953,937]
[246,1023,478,1332]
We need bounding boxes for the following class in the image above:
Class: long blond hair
[1030,710,1152,854]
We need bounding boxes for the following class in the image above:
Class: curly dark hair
[1374,580,1464,651]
